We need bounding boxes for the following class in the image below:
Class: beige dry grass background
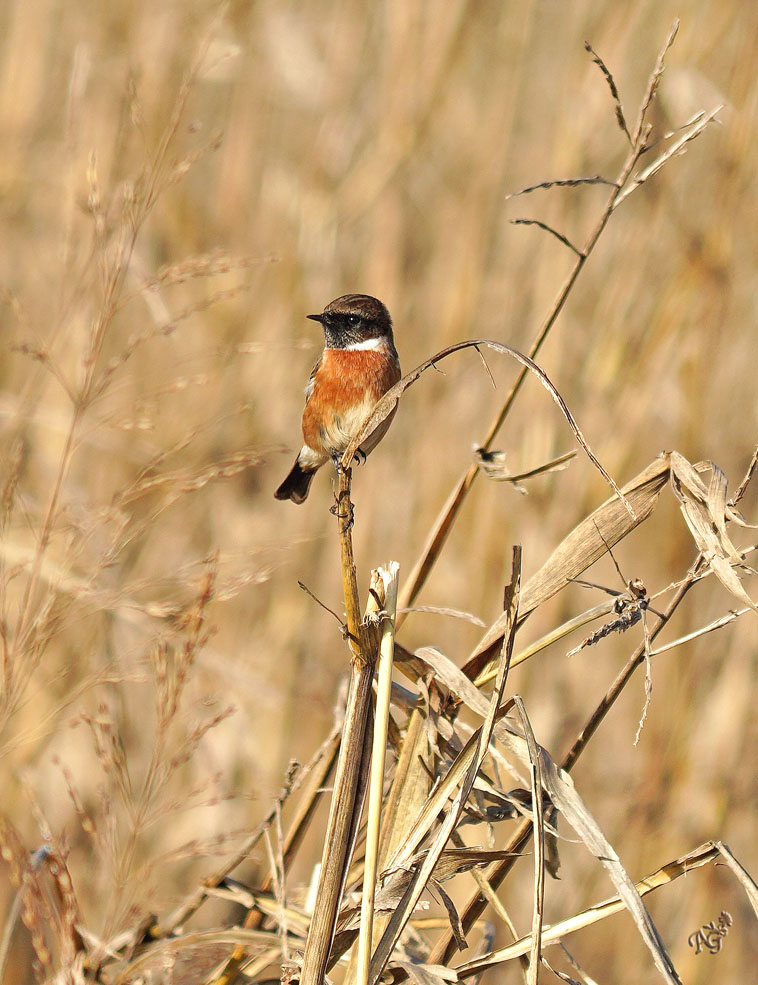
[1,1,757,982]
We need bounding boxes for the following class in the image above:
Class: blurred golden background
[1,0,756,981]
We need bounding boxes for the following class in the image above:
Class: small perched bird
[275,294,401,504]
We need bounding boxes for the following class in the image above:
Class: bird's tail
[275,458,316,504]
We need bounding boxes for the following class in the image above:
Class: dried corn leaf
[399,605,486,627]
[669,453,757,612]
[434,881,468,951]
[413,847,523,883]
[394,961,458,985]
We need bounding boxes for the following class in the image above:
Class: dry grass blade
[475,449,576,487]
[407,848,522,883]
[377,709,434,869]
[530,761,681,983]
[399,606,485,627]
[111,928,282,985]
[584,41,631,143]
[474,600,623,687]
[477,698,679,979]
[394,962,458,985]
[505,175,613,198]
[649,606,750,656]
[382,723,491,877]
[414,627,681,980]
[343,339,632,519]
[509,219,582,257]
[507,696,545,984]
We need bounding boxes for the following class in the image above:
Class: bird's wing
[303,352,323,404]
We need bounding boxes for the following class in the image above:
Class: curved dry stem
[342,339,633,519]
[393,21,722,621]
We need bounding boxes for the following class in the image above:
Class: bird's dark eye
[347,315,360,327]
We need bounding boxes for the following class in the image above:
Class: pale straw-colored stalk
[356,562,399,985]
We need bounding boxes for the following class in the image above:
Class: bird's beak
[306,313,324,323]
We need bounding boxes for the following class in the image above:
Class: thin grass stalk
[456,841,758,977]
[356,563,399,985]
[396,22,688,623]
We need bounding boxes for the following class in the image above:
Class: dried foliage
[1,5,757,985]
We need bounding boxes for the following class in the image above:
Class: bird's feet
[330,491,355,532]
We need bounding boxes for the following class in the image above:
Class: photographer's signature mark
[688,911,733,955]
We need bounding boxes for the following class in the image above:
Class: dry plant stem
[300,464,378,985]
[263,822,288,962]
[335,465,365,659]
[466,863,530,979]
[357,564,400,985]
[649,606,751,656]
[396,22,683,623]
[299,654,374,985]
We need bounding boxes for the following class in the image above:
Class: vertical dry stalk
[300,465,381,985]
[357,562,399,985]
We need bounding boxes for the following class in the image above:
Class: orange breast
[302,348,401,457]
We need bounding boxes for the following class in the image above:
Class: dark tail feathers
[275,459,315,504]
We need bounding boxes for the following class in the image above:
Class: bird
[275,294,401,504]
